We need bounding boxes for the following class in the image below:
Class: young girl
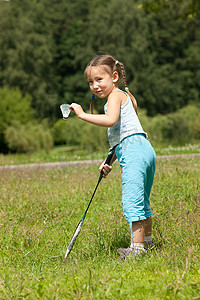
[70,54,156,259]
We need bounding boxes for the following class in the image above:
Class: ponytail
[116,61,138,114]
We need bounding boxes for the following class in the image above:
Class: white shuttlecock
[60,104,71,119]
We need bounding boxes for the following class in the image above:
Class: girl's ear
[112,71,119,83]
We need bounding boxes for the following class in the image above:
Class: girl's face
[86,66,119,98]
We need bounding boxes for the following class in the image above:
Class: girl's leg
[132,220,145,243]
[144,216,152,237]
[131,217,152,243]
[131,217,152,249]
[144,216,154,249]
[129,220,146,255]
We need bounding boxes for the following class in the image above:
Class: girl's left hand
[99,161,112,178]
[70,103,84,118]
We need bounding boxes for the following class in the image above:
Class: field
[0,154,200,299]
[0,143,200,166]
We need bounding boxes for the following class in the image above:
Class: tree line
[0,0,199,152]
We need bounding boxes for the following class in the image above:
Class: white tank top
[104,91,147,148]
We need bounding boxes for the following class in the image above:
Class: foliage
[0,86,34,150]
[81,122,108,151]
[0,86,54,153]
[0,157,199,298]
[0,0,200,152]
[142,0,200,18]
[0,86,33,131]
[0,0,199,119]
[139,105,200,144]
[52,115,108,151]
[52,105,200,151]
[5,121,53,153]
[52,117,84,146]
[0,0,57,119]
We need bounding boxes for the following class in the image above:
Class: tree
[135,1,200,114]
[141,0,200,18]
[0,0,199,119]
[0,86,34,151]
[0,0,58,119]
[66,0,155,113]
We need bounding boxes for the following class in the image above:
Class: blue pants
[115,134,156,237]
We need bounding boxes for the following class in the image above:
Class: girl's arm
[69,92,122,127]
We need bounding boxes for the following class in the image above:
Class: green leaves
[0,87,54,153]
[0,87,33,133]
[0,0,199,117]
[0,0,200,150]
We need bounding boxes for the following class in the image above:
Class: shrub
[0,86,35,152]
[52,119,68,145]
[81,123,108,151]
[0,87,34,135]
[52,117,86,146]
[5,121,53,153]
[52,116,108,151]
[160,105,200,143]
[52,105,200,149]
[175,105,200,140]
[138,105,200,144]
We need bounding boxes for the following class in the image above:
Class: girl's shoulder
[108,89,127,106]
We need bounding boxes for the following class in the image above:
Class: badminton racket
[64,150,114,260]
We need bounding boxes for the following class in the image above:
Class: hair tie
[115,60,119,65]
[125,87,129,92]
[91,94,95,101]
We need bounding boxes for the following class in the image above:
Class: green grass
[0,142,200,166]
[154,143,200,156]
[0,156,200,299]
[0,147,108,166]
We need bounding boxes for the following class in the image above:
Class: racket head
[64,219,84,260]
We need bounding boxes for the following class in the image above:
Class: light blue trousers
[115,134,156,239]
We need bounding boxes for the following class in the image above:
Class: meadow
[0,143,200,166]
[0,154,199,299]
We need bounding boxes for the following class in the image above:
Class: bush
[0,86,36,152]
[81,123,108,151]
[5,121,53,153]
[52,105,200,149]
[175,105,200,140]
[138,109,165,143]
[52,117,86,146]
[160,105,200,142]
[139,105,200,144]
[0,87,34,135]
[52,119,69,145]
[52,116,108,151]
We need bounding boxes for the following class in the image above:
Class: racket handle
[100,151,114,177]
[104,152,114,166]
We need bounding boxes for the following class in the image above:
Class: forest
[0,0,200,153]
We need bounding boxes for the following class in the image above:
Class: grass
[0,155,199,299]
[0,147,107,166]
[0,142,200,166]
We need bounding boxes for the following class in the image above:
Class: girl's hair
[84,54,137,114]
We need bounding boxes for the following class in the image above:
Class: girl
[70,54,156,259]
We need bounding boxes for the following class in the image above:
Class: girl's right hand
[69,103,85,119]
[99,161,112,178]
